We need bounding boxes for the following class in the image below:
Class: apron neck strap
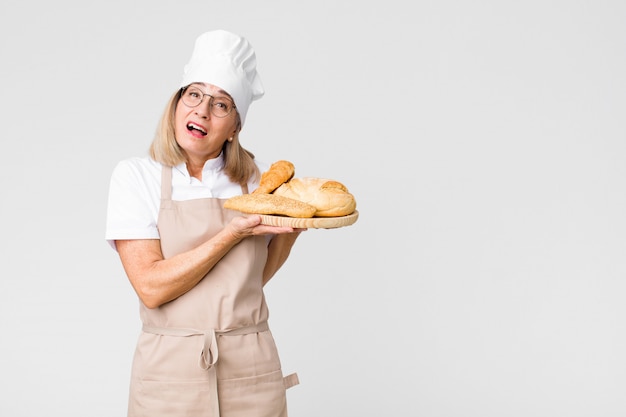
[161,165,173,201]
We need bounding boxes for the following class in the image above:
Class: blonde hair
[149,89,260,186]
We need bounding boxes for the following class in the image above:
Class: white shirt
[105,154,268,249]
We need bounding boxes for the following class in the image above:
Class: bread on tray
[273,177,356,217]
[252,160,295,194]
[224,160,357,219]
[223,193,316,218]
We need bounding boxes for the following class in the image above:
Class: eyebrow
[189,83,232,99]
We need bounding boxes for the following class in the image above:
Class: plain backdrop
[1,1,625,416]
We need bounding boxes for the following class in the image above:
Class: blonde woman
[106,30,303,416]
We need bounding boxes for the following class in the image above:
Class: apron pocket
[217,369,287,416]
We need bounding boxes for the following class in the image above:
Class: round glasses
[180,86,236,118]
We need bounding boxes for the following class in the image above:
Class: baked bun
[273,177,356,217]
[224,193,316,218]
[253,160,295,194]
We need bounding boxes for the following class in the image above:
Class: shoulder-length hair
[149,88,260,186]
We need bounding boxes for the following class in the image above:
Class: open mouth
[187,122,207,136]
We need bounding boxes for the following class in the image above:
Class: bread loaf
[273,177,356,217]
[252,160,295,194]
[224,193,317,218]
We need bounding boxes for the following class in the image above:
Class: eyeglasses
[180,86,236,118]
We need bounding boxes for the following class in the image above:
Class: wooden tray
[258,210,359,229]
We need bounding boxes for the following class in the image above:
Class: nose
[194,97,212,119]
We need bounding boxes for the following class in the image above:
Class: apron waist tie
[142,320,270,370]
[142,321,272,417]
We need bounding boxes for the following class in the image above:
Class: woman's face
[174,82,239,162]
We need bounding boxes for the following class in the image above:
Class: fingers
[228,215,304,237]
[253,224,296,235]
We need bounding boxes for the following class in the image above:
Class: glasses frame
[180,86,237,118]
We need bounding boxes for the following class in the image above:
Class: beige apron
[127,165,298,417]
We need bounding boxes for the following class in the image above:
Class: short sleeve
[105,158,161,250]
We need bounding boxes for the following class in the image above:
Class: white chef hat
[180,30,264,127]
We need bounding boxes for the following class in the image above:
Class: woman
[106,30,303,417]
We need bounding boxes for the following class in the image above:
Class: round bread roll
[273,177,356,217]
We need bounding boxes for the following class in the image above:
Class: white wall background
[1,1,625,416]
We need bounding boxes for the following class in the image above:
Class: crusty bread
[224,193,316,218]
[273,177,356,217]
[252,160,295,194]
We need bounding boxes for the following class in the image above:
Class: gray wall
[1,1,625,416]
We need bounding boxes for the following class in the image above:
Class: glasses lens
[210,97,234,118]
[182,87,202,107]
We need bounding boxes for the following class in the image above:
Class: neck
[185,158,205,180]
